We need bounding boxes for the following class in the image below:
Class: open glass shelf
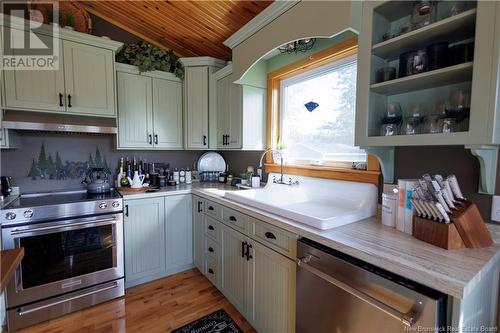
[367,0,477,140]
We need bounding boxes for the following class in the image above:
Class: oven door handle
[17,281,119,316]
[10,217,118,236]
[297,258,417,327]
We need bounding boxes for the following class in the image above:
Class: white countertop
[118,183,500,299]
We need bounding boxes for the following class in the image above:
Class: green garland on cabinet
[116,41,184,79]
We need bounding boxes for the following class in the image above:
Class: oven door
[2,214,123,308]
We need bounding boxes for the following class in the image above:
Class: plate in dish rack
[197,152,226,173]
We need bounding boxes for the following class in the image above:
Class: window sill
[264,163,381,185]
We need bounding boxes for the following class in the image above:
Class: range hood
[2,111,117,134]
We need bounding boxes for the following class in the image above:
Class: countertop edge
[119,185,500,299]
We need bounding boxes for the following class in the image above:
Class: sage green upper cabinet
[356,1,500,147]
[212,64,266,150]
[1,16,122,117]
[216,74,242,149]
[165,194,193,274]
[152,78,183,149]
[62,41,115,116]
[3,34,65,113]
[180,57,226,149]
[184,66,209,149]
[116,70,153,149]
[116,64,183,150]
[124,196,166,288]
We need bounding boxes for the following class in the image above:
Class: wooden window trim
[265,36,381,186]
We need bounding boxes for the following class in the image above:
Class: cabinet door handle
[197,201,202,213]
[264,231,276,240]
[208,206,214,211]
[245,243,253,261]
[229,216,237,222]
[208,247,214,253]
[67,94,72,108]
[148,134,152,145]
[154,134,158,145]
[222,135,226,145]
[203,135,207,146]
[59,93,64,107]
[208,268,214,275]
[208,225,214,231]
[241,241,246,258]
[226,134,230,145]
[125,205,129,217]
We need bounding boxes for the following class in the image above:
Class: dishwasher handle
[297,257,417,327]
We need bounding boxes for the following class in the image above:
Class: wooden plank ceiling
[77,1,273,59]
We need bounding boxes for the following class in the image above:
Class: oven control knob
[99,202,108,209]
[23,209,34,218]
[5,212,16,220]
[112,201,120,208]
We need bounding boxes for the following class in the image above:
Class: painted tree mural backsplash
[28,143,110,180]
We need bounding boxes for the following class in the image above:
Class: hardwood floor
[17,269,255,333]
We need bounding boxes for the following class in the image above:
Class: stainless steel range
[1,190,124,331]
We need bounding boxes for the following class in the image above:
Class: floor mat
[171,309,243,333]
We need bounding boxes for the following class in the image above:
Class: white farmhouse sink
[224,173,377,230]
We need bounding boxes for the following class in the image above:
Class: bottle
[116,158,124,187]
[173,168,180,185]
[185,168,192,184]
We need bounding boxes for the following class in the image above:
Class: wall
[0,133,262,193]
[0,133,202,193]
[90,14,141,44]
[231,1,361,83]
[265,31,356,73]
[394,146,499,221]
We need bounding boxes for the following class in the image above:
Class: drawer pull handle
[208,268,214,274]
[208,225,214,231]
[208,247,214,253]
[208,206,214,211]
[229,216,237,222]
[265,232,276,240]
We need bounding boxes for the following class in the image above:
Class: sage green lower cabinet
[124,195,194,288]
[165,194,193,274]
[193,196,205,271]
[249,240,296,333]
[124,197,166,288]
[220,223,251,316]
[200,200,296,333]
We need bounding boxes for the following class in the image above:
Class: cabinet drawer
[221,207,249,233]
[204,200,221,219]
[251,220,297,259]
[204,216,221,242]
[205,256,218,287]
[205,236,219,260]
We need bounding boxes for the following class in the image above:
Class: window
[280,54,365,166]
[265,37,380,185]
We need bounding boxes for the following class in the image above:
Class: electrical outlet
[490,195,500,222]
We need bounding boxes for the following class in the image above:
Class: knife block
[413,200,493,250]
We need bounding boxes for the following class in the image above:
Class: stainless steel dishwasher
[296,238,447,333]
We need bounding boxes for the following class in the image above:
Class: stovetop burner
[7,190,121,209]
[1,190,123,226]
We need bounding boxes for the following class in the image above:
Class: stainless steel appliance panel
[2,214,124,308]
[7,279,124,331]
[296,239,446,333]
